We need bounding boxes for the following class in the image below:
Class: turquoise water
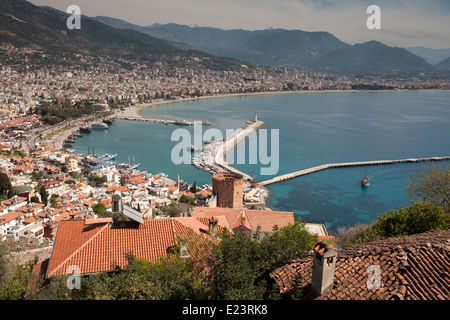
[73,91,450,233]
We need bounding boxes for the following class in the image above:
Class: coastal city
[1,0,450,305]
[1,41,449,115]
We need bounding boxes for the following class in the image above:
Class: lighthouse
[254,112,258,122]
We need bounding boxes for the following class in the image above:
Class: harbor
[190,119,266,181]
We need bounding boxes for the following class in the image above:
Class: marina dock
[260,156,450,186]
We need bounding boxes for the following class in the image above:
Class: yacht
[91,122,108,129]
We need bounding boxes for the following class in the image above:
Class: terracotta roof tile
[270,229,450,300]
[192,207,294,233]
[46,217,221,277]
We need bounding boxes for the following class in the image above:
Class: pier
[213,120,266,180]
[189,120,266,180]
[259,156,450,186]
[113,116,211,126]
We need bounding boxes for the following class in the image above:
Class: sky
[28,0,450,49]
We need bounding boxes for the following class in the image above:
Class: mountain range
[93,16,447,75]
[0,0,448,75]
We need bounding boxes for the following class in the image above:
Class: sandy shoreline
[121,88,450,119]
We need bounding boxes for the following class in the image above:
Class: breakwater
[190,120,266,180]
[260,156,450,186]
[114,116,211,126]
[213,120,266,180]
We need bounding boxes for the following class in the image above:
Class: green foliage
[91,203,107,217]
[335,224,376,249]
[207,220,317,300]
[336,203,450,248]
[69,171,82,180]
[39,185,48,206]
[36,100,97,125]
[179,195,195,205]
[30,196,40,203]
[405,164,450,213]
[0,172,13,199]
[92,174,107,187]
[372,203,450,238]
[0,242,33,300]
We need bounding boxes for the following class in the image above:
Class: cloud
[28,0,450,48]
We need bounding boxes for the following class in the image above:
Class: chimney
[112,191,122,213]
[311,241,337,297]
[208,217,218,237]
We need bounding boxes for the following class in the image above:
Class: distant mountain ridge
[92,16,439,75]
[406,47,450,65]
[312,41,437,75]
[93,16,350,68]
[436,57,450,70]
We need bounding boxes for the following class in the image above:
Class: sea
[72,91,450,234]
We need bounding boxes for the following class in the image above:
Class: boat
[98,153,117,161]
[91,122,108,129]
[79,126,92,133]
[361,169,369,187]
[129,163,140,169]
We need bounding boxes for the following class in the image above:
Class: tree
[371,203,450,238]
[190,181,197,193]
[0,172,13,199]
[92,203,107,217]
[0,242,32,300]
[30,196,41,203]
[179,195,195,206]
[405,164,450,213]
[207,219,317,300]
[39,185,48,206]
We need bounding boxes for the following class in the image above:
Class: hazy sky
[29,0,450,48]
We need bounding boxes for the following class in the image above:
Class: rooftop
[270,229,450,300]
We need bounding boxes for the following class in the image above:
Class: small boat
[91,122,108,129]
[361,169,369,187]
[79,126,92,133]
[129,163,140,169]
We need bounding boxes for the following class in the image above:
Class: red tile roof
[46,217,222,277]
[270,229,450,300]
[192,207,294,233]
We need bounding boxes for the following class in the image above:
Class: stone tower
[212,172,244,209]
